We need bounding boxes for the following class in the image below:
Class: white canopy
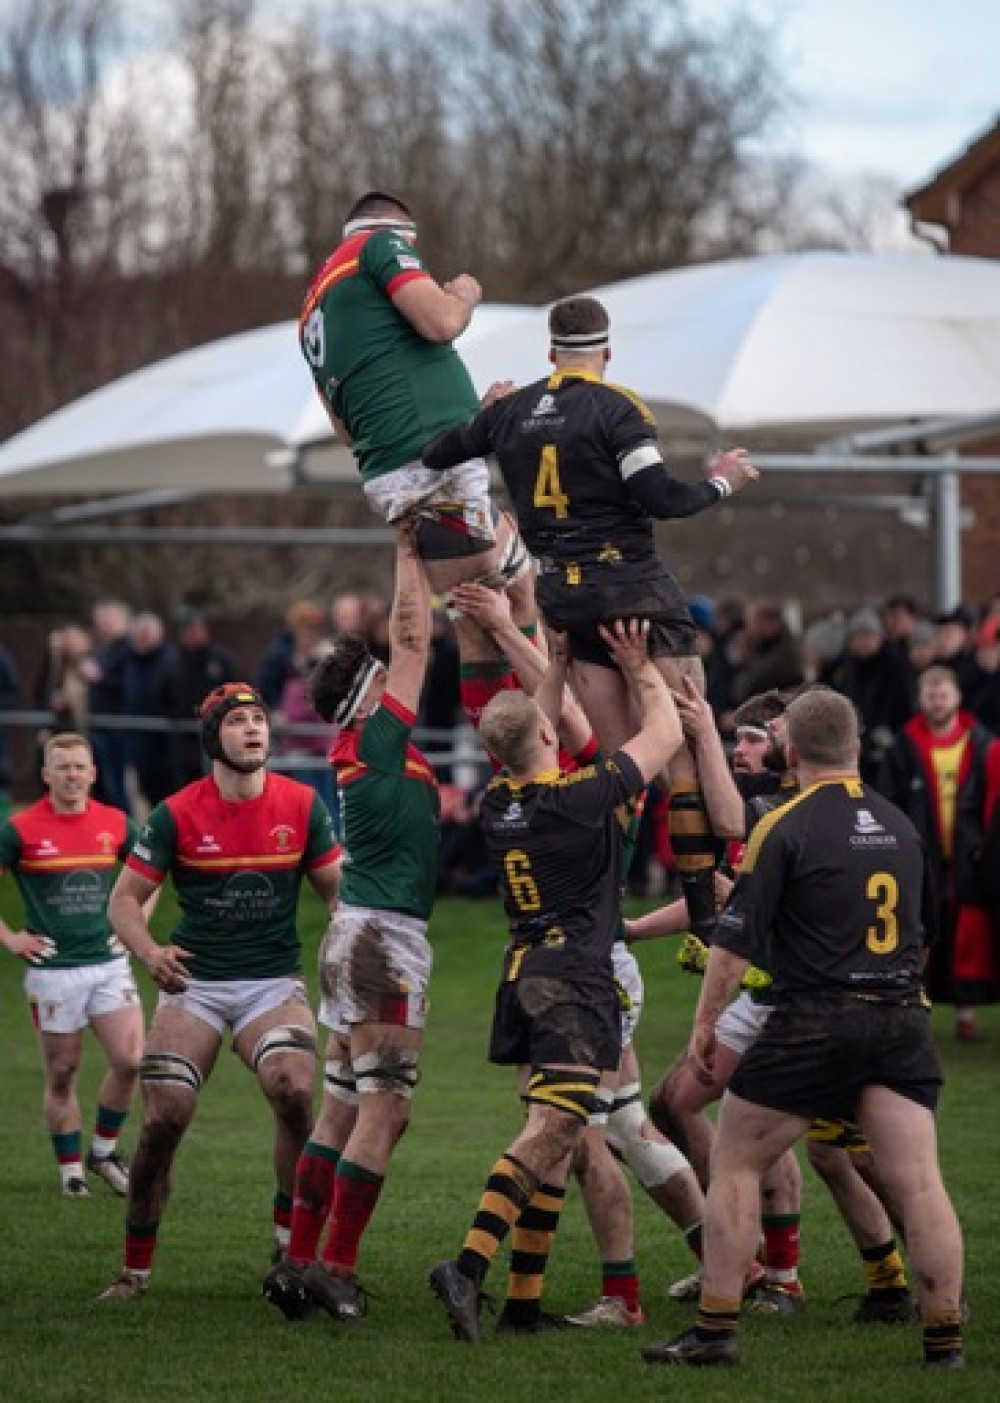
[459,251,1000,446]
[0,304,532,496]
[2,252,1000,497]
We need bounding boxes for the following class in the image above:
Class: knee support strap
[525,1067,601,1122]
[323,1058,359,1106]
[140,1052,204,1094]
[352,1048,421,1099]
[587,1085,614,1128]
[251,1024,317,1072]
[606,1082,690,1188]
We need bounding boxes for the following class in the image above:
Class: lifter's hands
[597,619,652,680]
[708,446,758,496]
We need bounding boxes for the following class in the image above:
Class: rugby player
[100,684,342,1299]
[263,525,440,1324]
[423,294,757,945]
[428,619,683,1342]
[0,733,143,1198]
[644,689,965,1369]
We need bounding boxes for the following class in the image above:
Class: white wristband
[708,474,733,498]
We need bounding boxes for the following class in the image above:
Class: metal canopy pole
[932,453,962,612]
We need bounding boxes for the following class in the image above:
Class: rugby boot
[262,1258,314,1321]
[428,1259,483,1343]
[566,1295,645,1328]
[853,1288,917,1324]
[302,1263,367,1322]
[641,1327,738,1367]
[86,1149,129,1197]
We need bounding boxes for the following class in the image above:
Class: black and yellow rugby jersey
[480,750,645,977]
[716,777,936,1001]
[423,370,720,567]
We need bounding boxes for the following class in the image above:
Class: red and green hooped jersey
[126,773,341,981]
[330,695,440,921]
[0,798,136,967]
[299,228,480,482]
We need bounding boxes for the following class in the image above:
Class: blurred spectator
[877,664,991,1028]
[35,624,94,740]
[906,619,937,679]
[828,608,915,783]
[123,612,176,811]
[87,598,131,811]
[952,737,1000,1035]
[274,634,338,823]
[0,641,21,816]
[704,597,744,723]
[932,605,977,695]
[437,781,496,897]
[257,600,326,707]
[961,616,1000,735]
[881,593,923,658]
[159,607,241,787]
[729,600,804,708]
[800,615,845,686]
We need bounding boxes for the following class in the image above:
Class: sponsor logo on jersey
[531,393,557,416]
[850,806,897,847]
[395,254,421,269]
[196,834,222,853]
[855,809,883,834]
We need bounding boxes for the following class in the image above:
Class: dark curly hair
[307,635,373,723]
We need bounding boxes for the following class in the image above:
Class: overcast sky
[711,0,998,189]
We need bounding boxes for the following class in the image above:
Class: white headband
[342,215,417,238]
[550,329,609,350]
[735,725,769,742]
[332,655,384,728]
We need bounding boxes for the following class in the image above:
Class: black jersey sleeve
[714,820,789,960]
[625,465,724,520]
[421,404,499,470]
[548,751,646,826]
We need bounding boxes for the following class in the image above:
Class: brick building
[906,117,1000,604]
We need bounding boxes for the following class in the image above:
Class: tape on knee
[140,1052,203,1094]
[251,1024,317,1072]
[353,1048,421,1099]
[606,1083,690,1189]
[525,1067,601,1122]
[587,1085,614,1128]
[323,1058,359,1106]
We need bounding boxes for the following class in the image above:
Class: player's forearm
[108,891,161,967]
[624,897,690,943]
[694,945,748,1028]
[693,730,745,838]
[534,644,569,731]
[422,422,478,473]
[622,666,683,782]
[391,537,432,660]
[625,465,723,520]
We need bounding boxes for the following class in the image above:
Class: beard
[218,740,269,774]
[762,740,788,774]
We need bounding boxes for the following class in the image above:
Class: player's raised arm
[384,522,433,715]
[392,271,482,344]
[598,621,683,783]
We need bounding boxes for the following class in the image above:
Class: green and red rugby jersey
[0,797,136,967]
[126,773,341,981]
[299,228,480,483]
[330,694,440,921]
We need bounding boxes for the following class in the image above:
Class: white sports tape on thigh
[352,1048,421,1099]
[606,1084,690,1189]
[323,1059,359,1106]
[251,1024,317,1071]
[140,1052,204,1094]
[587,1085,615,1127]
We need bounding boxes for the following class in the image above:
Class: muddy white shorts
[363,457,493,539]
[318,904,432,1035]
[612,940,643,1048]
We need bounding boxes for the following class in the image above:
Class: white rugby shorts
[715,990,773,1056]
[318,904,431,1034]
[26,955,139,1035]
[157,975,310,1037]
[612,940,644,1048]
[364,457,493,539]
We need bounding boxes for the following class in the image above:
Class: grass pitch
[0,885,997,1401]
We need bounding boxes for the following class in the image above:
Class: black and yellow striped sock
[694,1292,741,1342]
[502,1182,566,1326]
[922,1310,963,1364]
[861,1238,908,1294]
[458,1154,539,1288]
[668,781,718,939]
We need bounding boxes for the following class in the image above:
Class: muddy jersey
[299,229,481,482]
[423,369,720,570]
[0,798,135,968]
[126,773,340,981]
[716,778,935,1001]
[329,695,440,921]
[481,751,645,980]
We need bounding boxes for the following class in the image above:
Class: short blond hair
[43,732,93,765]
[786,688,859,767]
[479,691,542,773]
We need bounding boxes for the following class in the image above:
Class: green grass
[0,885,997,1401]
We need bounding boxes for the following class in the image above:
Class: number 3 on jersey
[865,871,899,954]
[533,445,570,519]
